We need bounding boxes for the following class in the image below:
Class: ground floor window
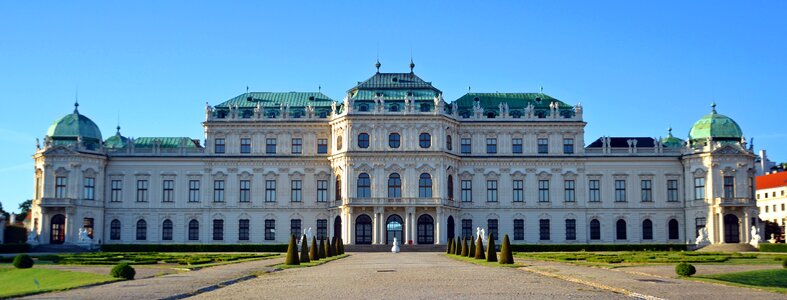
[316,219,327,240]
[213,219,224,241]
[188,219,199,241]
[238,219,249,241]
[265,219,276,241]
[590,219,600,240]
[513,219,524,240]
[539,219,550,240]
[461,219,472,239]
[110,219,121,240]
[565,219,576,240]
[162,219,173,241]
[136,219,147,240]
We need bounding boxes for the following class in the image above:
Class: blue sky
[1,1,785,213]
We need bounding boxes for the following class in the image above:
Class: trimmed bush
[325,237,334,257]
[332,237,339,256]
[309,236,318,260]
[760,244,787,253]
[111,263,136,279]
[454,237,461,255]
[783,258,786,269]
[469,235,475,258]
[339,237,345,254]
[447,239,453,254]
[0,243,32,254]
[100,244,287,252]
[675,262,696,277]
[460,237,468,257]
[13,254,34,269]
[4,225,27,244]
[509,244,688,252]
[486,234,497,262]
[474,236,485,260]
[285,234,300,265]
[318,238,326,259]
[499,234,514,264]
[300,235,310,263]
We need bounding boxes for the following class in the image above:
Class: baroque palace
[30,63,759,247]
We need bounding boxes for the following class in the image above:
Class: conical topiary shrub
[486,233,497,262]
[454,237,461,255]
[460,237,468,256]
[325,236,334,257]
[447,239,452,254]
[285,234,300,265]
[338,237,345,254]
[469,235,476,258]
[332,236,340,256]
[318,237,326,259]
[499,234,513,264]
[474,235,485,260]
[300,234,310,263]
[310,236,318,261]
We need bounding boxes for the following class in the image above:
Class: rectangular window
[512,138,523,154]
[486,138,497,154]
[694,177,705,200]
[317,139,328,154]
[461,219,473,239]
[189,180,200,202]
[136,180,149,202]
[512,180,524,202]
[563,138,574,154]
[55,176,67,198]
[539,219,550,240]
[488,219,498,240]
[565,219,576,240]
[239,180,251,202]
[538,180,549,202]
[213,219,224,241]
[111,180,122,202]
[213,180,225,202]
[667,180,678,202]
[695,217,706,238]
[265,180,276,202]
[538,138,549,154]
[513,219,524,240]
[614,180,626,202]
[641,180,652,202]
[486,180,498,202]
[564,180,575,202]
[162,180,174,202]
[238,219,250,241]
[461,138,471,154]
[240,138,251,154]
[292,138,302,154]
[291,180,302,202]
[214,138,225,154]
[291,219,302,239]
[83,177,95,200]
[266,138,276,154]
[589,180,600,202]
[723,176,734,198]
[316,219,328,240]
[461,180,472,202]
[316,180,328,202]
[265,219,275,240]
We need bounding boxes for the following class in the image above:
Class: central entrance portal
[50,214,65,244]
[417,214,434,244]
[355,214,372,244]
[386,214,403,244]
[724,214,740,243]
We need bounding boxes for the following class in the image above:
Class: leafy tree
[498,234,514,264]
[486,233,497,262]
[285,234,300,265]
[300,235,310,263]
[474,235,485,260]
[309,236,318,260]
[17,200,32,221]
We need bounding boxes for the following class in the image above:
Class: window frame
[291,138,302,154]
[537,138,549,154]
[188,180,200,202]
[240,138,251,154]
[266,138,277,154]
[419,133,431,148]
[162,179,174,202]
[641,180,652,202]
[512,138,523,154]
[291,180,302,202]
[136,180,149,202]
[239,180,251,202]
[388,132,401,148]
[486,180,498,202]
[538,180,550,202]
[564,180,575,202]
[614,180,626,202]
[486,138,497,154]
[513,180,524,202]
[357,133,370,149]
[460,138,471,154]
[265,180,277,202]
[213,180,225,202]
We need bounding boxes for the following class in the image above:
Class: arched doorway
[355,215,372,244]
[50,214,65,244]
[724,214,740,243]
[447,216,455,240]
[417,214,434,244]
[334,216,342,239]
[386,215,403,244]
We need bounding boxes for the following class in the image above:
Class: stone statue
[27,230,39,243]
[78,227,92,242]
[305,227,313,245]
[476,227,482,240]
[481,228,487,244]
[36,138,40,150]
[391,237,400,253]
[750,226,761,248]
[769,233,777,244]
[695,227,710,247]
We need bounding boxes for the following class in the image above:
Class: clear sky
[1,1,785,213]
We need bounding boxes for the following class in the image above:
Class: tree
[285,234,300,265]
[474,235,485,260]
[16,200,32,222]
[460,237,468,256]
[499,234,514,264]
[318,238,326,259]
[300,235,310,263]
[0,201,8,220]
[310,236,319,260]
[486,233,497,262]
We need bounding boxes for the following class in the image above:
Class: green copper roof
[46,107,103,142]
[660,128,685,148]
[104,127,129,149]
[351,89,439,101]
[453,93,573,117]
[134,137,199,149]
[215,92,335,108]
[350,72,440,91]
[688,104,743,142]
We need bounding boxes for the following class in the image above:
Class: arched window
[359,104,369,112]
[358,133,370,148]
[487,112,496,118]
[446,135,452,151]
[668,219,679,239]
[419,133,431,148]
[136,219,147,241]
[616,219,627,240]
[110,219,121,240]
[447,175,454,200]
[590,219,600,240]
[388,173,401,198]
[389,133,400,148]
[337,136,343,150]
[335,176,342,201]
[357,173,371,198]
[419,173,432,198]
[642,219,653,240]
[417,214,435,244]
[188,219,200,241]
[355,214,372,244]
[390,104,399,112]
[162,219,173,241]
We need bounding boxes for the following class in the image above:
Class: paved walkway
[518,258,785,300]
[24,256,284,300]
[193,252,624,299]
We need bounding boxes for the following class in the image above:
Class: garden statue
[769,233,777,244]
[27,230,39,243]
[391,237,400,253]
[78,227,92,242]
[305,227,313,246]
[695,227,710,247]
[749,226,761,248]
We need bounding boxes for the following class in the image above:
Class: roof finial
[668,126,673,137]
[468,86,471,92]
[540,85,544,94]
[116,113,121,135]
[375,59,381,73]
[318,85,322,92]
[409,58,415,73]
[74,88,80,114]
[246,86,249,93]
[711,101,717,113]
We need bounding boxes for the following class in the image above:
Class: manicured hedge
[3,226,27,244]
[759,244,787,253]
[100,244,287,252]
[509,244,688,252]
[0,243,31,253]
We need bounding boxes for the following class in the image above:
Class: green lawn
[0,267,118,298]
[445,254,523,268]
[514,251,785,267]
[34,252,279,267]
[274,254,348,269]
[697,269,787,293]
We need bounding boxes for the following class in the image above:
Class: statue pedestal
[75,241,98,250]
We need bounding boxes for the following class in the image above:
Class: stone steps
[344,244,447,252]
[695,243,758,252]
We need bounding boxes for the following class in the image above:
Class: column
[717,211,724,244]
[404,211,411,244]
[372,212,379,244]
[743,211,750,243]
[436,207,443,245]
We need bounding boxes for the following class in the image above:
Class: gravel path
[193,252,624,299]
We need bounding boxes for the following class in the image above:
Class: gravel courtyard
[194,252,625,299]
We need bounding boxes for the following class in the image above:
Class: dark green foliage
[100,244,287,252]
[12,254,34,268]
[486,234,497,262]
[499,234,514,264]
[35,252,273,265]
[309,236,318,260]
[338,237,345,254]
[460,237,468,256]
[675,262,696,276]
[509,244,688,252]
[325,237,334,257]
[0,243,31,253]
[783,258,786,269]
[760,244,787,253]
[111,263,136,279]
[332,237,339,256]
[469,235,475,257]
[454,237,461,255]
[447,239,453,254]
[300,235,310,263]
[318,238,326,259]
[474,235,485,260]
[285,234,300,265]
[4,225,27,244]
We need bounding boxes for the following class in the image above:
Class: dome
[45,104,103,148]
[688,103,743,144]
[660,127,685,148]
[104,126,128,149]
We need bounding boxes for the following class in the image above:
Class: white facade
[756,171,787,241]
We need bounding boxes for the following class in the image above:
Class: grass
[513,251,785,267]
[273,254,349,269]
[694,269,787,294]
[445,254,524,268]
[31,252,279,267]
[0,267,118,298]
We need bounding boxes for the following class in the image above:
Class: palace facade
[30,65,759,246]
